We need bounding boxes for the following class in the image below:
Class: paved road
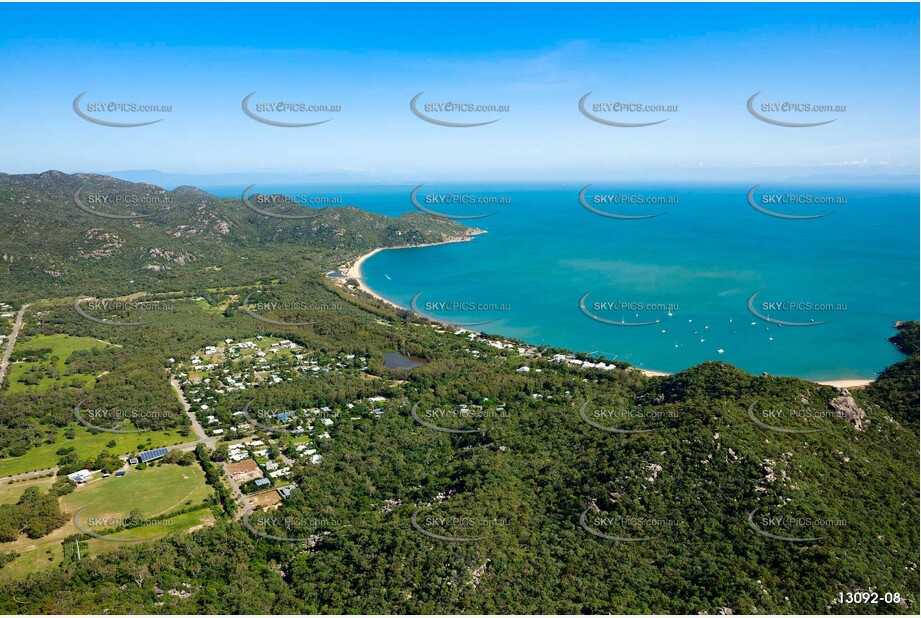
[0,466,58,484]
[168,374,251,514]
[0,440,204,484]
[169,376,217,449]
[5,368,252,518]
[0,303,29,386]
[4,364,247,519]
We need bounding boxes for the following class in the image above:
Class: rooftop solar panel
[139,447,169,463]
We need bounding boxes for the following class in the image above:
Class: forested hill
[864,321,920,433]
[0,171,469,299]
[1,351,918,614]
[0,172,917,614]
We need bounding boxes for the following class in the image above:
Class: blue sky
[1,3,918,181]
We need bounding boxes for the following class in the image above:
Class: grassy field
[6,333,112,393]
[85,507,215,557]
[0,426,190,478]
[0,463,214,578]
[62,463,212,523]
[0,476,55,505]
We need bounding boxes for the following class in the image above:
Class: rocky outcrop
[829,389,869,430]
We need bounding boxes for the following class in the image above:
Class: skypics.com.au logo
[746,184,844,219]
[409,184,510,219]
[411,507,510,542]
[241,185,339,219]
[410,92,509,127]
[73,186,171,219]
[747,401,835,434]
[410,292,510,328]
[73,401,175,434]
[242,509,347,543]
[579,402,676,434]
[241,289,343,327]
[74,296,175,327]
[747,507,846,542]
[580,506,679,542]
[73,92,171,127]
[72,507,173,543]
[579,92,677,127]
[747,292,846,327]
[747,92,845,127]
[578,185,676,220]
[410,402,510,435]
[579,292,678,327]
[241,92,341,127]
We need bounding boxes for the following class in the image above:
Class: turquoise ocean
[206,183,919,381]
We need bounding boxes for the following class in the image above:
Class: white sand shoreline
[637,369,872,388]
[337,231,485,317]
[812,379,874,388]
[335,238,878,389]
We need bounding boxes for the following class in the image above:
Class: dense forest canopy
[0,173,917,614]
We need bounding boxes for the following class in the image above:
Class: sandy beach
[813,379,873,389]
[637,368,873,388]
[337,235,878,390]
[338,231,484,315]
[343,247,382,281]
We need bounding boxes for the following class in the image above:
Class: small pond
[383,352,427,370]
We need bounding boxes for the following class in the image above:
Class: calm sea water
[205,183,919,380]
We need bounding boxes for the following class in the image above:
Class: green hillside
[0,171,470,300]
[0,173,916,614]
